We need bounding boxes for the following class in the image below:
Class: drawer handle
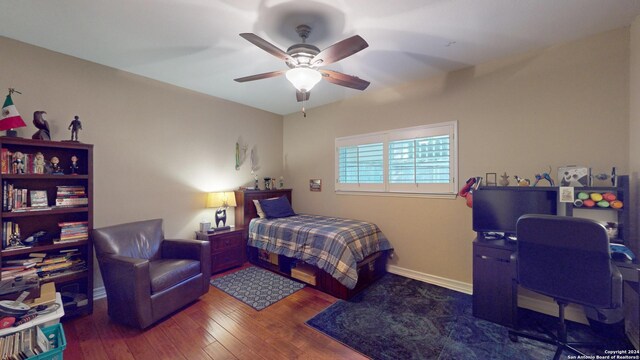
[477,255,510,263]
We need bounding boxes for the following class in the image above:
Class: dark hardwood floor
[62,264,367,360]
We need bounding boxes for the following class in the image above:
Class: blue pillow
[259,196,296,219]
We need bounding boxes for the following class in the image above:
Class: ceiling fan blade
[240,33,292,62]
[320,70,370,90]
[234,70,285,83]
[296,91,310,102]
[311,35,368,66]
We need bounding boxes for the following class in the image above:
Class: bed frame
[234,188,390,300]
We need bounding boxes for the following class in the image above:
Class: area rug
[210,266,305,310]
[306,273,632,360]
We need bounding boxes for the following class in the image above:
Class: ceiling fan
[234,25,370,103]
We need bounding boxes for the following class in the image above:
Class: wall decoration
[310,179,322,192]
[558,166,590,187]
[235,138,248,171]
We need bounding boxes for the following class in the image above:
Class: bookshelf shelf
[0,138,93,320]
[1,174,89,180]
[1,240,88,256]
[2,207,89,218]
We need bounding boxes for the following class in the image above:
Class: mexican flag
[0,95,26,131]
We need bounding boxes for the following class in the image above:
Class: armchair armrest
[162,239,211,280]
[98,254,153,327]
[610,263,623,308]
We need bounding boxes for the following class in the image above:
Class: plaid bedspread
[248,214,393,289]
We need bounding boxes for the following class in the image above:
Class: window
[335,121,457,195]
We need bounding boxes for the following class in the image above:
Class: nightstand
[195,227,245,273]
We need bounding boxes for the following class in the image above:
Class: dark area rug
[306,273,632,360]
[210,266,304,310]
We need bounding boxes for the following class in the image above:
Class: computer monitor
[472,187,558,238]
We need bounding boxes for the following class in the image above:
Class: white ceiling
[1,0,639,115]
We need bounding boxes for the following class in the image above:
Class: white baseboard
[93,286,106,300]
[387,265,587,324]
[387,265,473,294]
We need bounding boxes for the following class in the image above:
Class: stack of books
[57,221,88,243]
[32,250,87,280]
[55,186,87,207]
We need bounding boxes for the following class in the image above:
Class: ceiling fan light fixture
[286,67,322,92]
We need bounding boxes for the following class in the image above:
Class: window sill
[335,190,458,200]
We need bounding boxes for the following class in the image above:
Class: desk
[472,236,640,345]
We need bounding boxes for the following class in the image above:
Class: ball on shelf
[577,192,590,200]
[597,200,610,208]
[583,199,596,207]
[602,192,616,202]
[590,193,603,202]
[610,200,623,209]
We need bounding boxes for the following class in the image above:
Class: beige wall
[0,36,284,288]
[283,28,630,285]
[630,17,640,256]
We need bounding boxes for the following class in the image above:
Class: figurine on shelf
[34,152,46,174]
[499,172,510,186]
[68,115,82,142]
[32,111,51,141]
[12,151,25,174]
[50,156,63,174]
[70,155,79,175]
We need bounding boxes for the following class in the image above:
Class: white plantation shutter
[387,123,455,193]
[336,122,457,195]
[336,134,385,192]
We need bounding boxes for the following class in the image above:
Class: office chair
[509,215,622,360]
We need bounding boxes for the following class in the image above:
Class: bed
[234,189,393,300]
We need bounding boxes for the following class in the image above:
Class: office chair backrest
[516,214,613,308]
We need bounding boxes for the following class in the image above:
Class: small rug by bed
[210,266,305,310]
[306,273,631,360]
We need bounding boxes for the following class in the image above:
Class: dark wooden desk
[472,236,640,343]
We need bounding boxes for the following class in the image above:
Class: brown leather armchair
[93,219,211,329]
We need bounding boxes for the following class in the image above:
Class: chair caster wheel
[508,333,518,342]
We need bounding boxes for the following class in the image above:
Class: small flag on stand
[0,89,26,136]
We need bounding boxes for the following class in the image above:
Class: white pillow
[253,197,280,218]
[253,199,265,218]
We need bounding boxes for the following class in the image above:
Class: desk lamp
[206,191,237,232]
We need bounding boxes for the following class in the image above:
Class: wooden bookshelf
[0,137,93,319]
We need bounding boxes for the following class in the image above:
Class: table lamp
[206,191,237,232]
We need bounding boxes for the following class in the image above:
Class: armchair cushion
[149,259,201,293]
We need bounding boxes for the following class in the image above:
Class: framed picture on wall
[310,179,322,192]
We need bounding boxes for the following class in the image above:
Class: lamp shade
[206,191,237,208]
[285,68,322,92]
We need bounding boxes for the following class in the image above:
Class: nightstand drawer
[210,232,243,251]
[212,246,244,273]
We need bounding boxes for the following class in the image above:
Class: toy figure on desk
[70,155,79,175]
